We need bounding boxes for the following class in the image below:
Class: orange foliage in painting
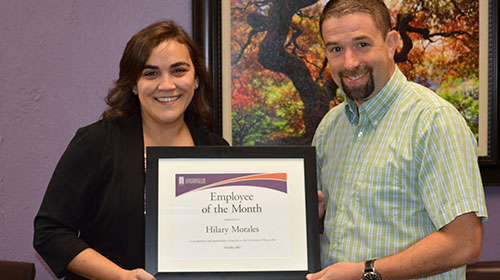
[230,0,481,145]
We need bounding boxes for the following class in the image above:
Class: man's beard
[339,65,375,103]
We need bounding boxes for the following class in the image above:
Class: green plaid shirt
[312,67,487,279]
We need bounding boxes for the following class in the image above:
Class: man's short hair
[319,0,392,40]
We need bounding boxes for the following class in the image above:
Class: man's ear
[386,30,400,58]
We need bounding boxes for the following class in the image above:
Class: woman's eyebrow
[143,65,159,70]
[170,61,191,68]
[143,62,191,70]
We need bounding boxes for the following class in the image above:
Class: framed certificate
[145,146,320,279]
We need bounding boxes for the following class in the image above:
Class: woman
[34,21,228,280]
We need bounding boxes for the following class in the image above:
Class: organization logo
[175,173,287,196]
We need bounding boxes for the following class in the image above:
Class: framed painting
[192,0,499,185]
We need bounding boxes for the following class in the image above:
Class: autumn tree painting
[230,0,481,146]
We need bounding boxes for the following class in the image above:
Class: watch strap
[364,259,376,272]
[363,259,382,280]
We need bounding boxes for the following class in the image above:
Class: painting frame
[192,0,499,185]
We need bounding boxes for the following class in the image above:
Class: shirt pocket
[356,166,401,223]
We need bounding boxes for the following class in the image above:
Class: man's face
[322,13,398,106]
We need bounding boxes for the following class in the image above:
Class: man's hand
[306,262,363,280]
[318,190,325,220]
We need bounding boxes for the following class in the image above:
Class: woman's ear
[194,77,199,90]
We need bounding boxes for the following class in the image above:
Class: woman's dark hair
[102,20,213,130]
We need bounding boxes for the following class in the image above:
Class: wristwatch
[363,259,382,280]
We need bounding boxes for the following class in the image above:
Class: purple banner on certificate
[175,173,287,196]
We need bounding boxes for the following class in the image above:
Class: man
[307,0,488,279]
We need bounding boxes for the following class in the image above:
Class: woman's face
[135,39,198,128]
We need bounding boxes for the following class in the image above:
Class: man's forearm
[374,212,482,279]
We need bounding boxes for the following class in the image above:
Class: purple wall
[0,1,191,279]
[0,1,499,280]
[482,188,500,260]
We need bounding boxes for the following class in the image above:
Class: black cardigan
[34,114,228,279]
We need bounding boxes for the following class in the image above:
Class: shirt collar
[343,66,406,127]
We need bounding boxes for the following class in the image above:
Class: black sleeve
[206,132,230,146]
[189,124,230,146]
[33,123,107,278]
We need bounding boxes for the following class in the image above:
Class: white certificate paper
[156,158,308,272]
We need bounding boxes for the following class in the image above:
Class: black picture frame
[478,0,499,185]
[192,0,500,186]
[145,146,320,279]
[192,0,223,136]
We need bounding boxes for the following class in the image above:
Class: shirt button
[332,243,339,249]
[358,131,363,138]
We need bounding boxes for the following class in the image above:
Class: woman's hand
[123,268,156,280]
[67,248,156,280]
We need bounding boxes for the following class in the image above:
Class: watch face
[363,272,382,280]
